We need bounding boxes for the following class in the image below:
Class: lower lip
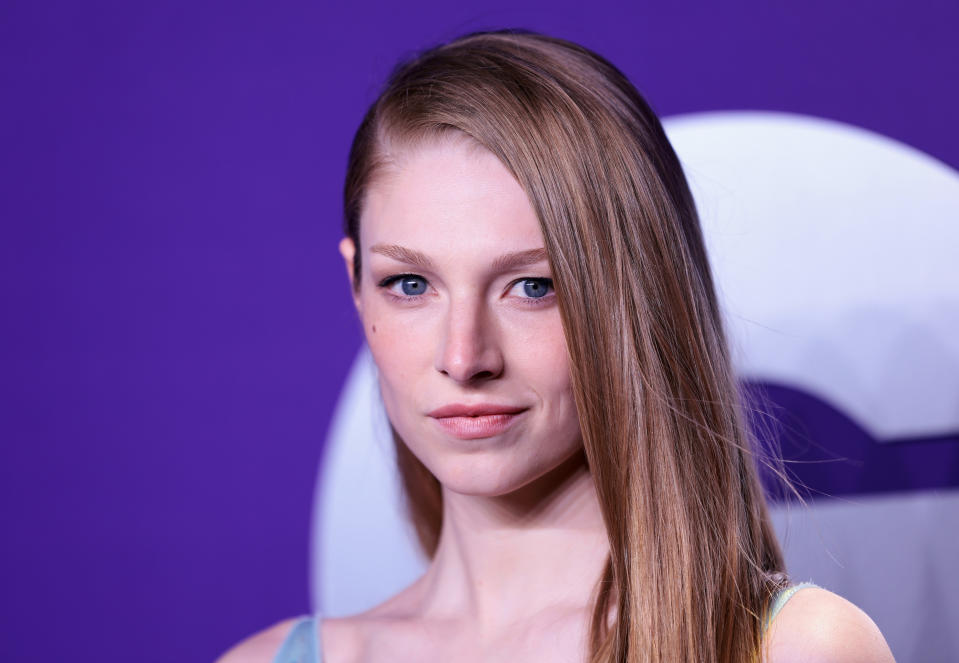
[431,412,525,440]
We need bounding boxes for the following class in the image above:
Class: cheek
[522,318,578,421]
[360,297,431,391]
[524,348,572,398]
[505,313,572,388]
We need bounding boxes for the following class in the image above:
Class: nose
[435,296,504,383]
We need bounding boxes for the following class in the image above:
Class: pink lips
[427,403,527,440]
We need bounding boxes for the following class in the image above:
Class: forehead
[359,135,544,252]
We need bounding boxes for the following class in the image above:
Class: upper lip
[428,403,528,418]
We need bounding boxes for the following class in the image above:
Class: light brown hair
[343,28,789,663]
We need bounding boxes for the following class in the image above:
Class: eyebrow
[369,244,549,272]
[370,244,436,269]
[491,248,549,271]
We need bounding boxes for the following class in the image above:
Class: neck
[413,449,610,633]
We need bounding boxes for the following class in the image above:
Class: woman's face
[340,135,583,497]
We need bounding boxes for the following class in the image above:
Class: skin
[217,134,895,663]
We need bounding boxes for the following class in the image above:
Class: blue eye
[399,276,427,295]
[380,274,428,297]
[513,278,553,299]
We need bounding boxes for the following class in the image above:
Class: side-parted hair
[342,29,789,663]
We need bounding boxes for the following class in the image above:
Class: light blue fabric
[271,616,320,663]
[764,581,819,633]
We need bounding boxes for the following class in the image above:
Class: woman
[221,29,894,662]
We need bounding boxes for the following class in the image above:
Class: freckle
[372,324,377,333]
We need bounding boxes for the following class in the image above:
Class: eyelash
[376,274,555,306]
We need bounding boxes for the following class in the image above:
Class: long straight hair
[342,29,788,663]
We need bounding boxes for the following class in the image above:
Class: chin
[421,444,583,499]
[437,470,528,498]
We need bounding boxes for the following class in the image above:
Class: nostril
[437,362,501,383]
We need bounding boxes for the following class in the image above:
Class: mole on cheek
[371,324,377,333]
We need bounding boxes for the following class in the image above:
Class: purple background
[1,1,957,661]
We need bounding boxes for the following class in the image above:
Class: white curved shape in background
[310,348,426,617]
[312,112,959,660]
[667,111,959,440]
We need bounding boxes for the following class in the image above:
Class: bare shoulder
[214,617,301,663]
[766,587,895,663]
